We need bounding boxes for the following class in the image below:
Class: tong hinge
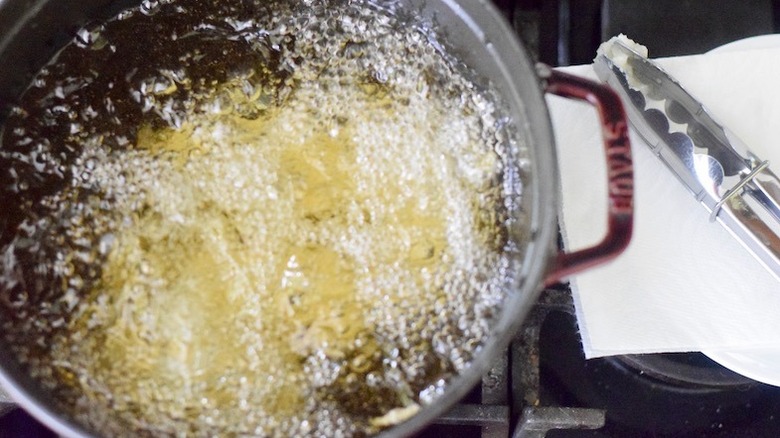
[710,160,771,222]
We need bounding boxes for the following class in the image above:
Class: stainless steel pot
[0,0,634,436]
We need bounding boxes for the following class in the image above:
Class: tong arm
[594,38,780,281]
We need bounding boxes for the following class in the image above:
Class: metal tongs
[594,40,780,281]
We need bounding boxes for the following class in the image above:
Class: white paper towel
[548,42,780,359]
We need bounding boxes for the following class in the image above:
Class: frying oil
[0,0,520,436]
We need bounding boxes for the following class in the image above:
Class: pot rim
[0,0,562,436]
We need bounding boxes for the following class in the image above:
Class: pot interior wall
[0,0,138,110]
[0,0,558,436]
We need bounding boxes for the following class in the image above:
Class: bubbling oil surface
[0,0,520,436]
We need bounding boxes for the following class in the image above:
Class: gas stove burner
[539,309,780,436]
[615,353,757,389]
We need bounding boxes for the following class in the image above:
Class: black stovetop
[413,287,780,438]
[503,0,780,67]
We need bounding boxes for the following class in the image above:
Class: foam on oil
[0,0,521,435]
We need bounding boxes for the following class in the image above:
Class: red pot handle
[536,64,634,287]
